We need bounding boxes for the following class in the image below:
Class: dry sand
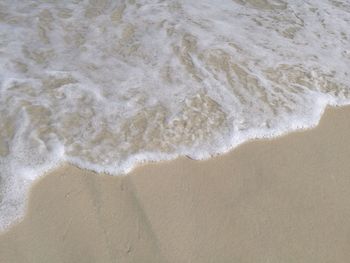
[1,106,350,262]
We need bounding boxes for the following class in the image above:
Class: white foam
[0,0,350,231]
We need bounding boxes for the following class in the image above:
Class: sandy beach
[1,105,350,262]
[1,2,350,262]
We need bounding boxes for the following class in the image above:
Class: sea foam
[0,0,350,230]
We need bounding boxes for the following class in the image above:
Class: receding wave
[0,0,350,230]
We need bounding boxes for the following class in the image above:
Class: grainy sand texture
[1,106,350,263]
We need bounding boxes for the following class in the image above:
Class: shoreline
[1,105,350,262]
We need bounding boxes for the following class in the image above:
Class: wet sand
[1,106,350,262]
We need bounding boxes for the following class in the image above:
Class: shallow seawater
[0,0,350,230]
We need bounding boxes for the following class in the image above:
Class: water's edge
[1,104,349,233]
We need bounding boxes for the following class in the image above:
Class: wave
[0,0,350,230]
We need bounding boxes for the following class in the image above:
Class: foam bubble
[0,0,350,230]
